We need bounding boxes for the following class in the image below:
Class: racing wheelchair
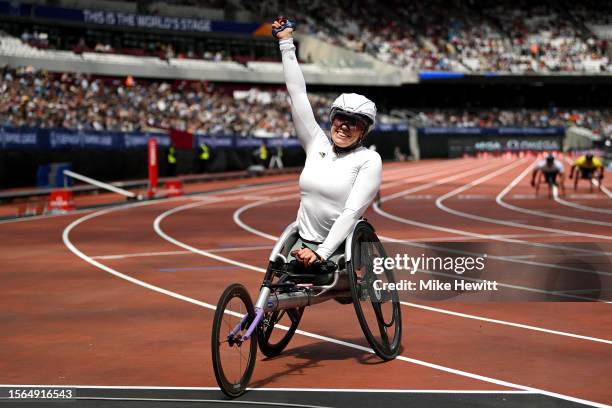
[211,219,402,397]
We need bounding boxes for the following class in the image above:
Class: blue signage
[0,128,38,149]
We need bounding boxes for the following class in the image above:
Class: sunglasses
[332,113,367,129]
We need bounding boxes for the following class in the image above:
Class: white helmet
[330,93,377,135]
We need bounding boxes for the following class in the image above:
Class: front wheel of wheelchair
[211,283,257,398]
[347,222,402,361]
[257,306,304,358]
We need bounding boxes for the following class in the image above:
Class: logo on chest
[319,152,326,158]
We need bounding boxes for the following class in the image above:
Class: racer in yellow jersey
[569,153,604,192]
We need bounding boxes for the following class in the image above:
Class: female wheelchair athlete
[211,219,402,397]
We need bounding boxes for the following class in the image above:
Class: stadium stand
[1,66,609,137]
[263,0,611,73]
[2,0,609,73]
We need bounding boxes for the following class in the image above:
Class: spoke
[373,302,391,352]
[265,311,279,340]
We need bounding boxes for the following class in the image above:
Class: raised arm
[316,154,383,260]
[274,19,325,152]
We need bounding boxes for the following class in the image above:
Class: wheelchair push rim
[348,223,402,361]
[211,283,257,398]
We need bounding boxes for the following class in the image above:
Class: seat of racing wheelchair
[270,259,337,286]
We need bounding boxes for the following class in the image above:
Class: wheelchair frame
[212,219,402,398]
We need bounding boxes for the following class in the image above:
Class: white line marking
[435,160,612,240]
[232,185,612,299]
[0,384,535,393]
[553,186,612,215]
[0,208,96,225]
[401,302,612,345]
[376,197,612,256]
[593,179,612,199]
[92,250,191,260]
[374,159,612,253]
[0,179,297,226]
[73,397,333,408]
[157,198,612,405]
[91,246,275,260]
[231,162,612,299]
[154,201,269,273]
[384,233,569,242]
[409,266,603,302]
[379,159,480,190]
[61,182,612,408]
[382,160,503,202]
[495,163,612,227]
[372,161,612,283]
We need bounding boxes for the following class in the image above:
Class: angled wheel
[211,283,257,398]
[347,222,402,360]
[257,306,304,357]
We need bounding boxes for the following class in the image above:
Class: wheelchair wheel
[211,283,257,398]
[347,222,402,361]
[257,307,304,358]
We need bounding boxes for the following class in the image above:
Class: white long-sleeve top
[280,38,382,260]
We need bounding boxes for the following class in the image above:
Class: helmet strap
[332,133,366,154]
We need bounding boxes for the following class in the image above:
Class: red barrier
[164,180,184,197]
[48,189,75,212]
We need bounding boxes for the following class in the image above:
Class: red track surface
[1,158,611,406]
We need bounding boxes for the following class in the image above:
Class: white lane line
[73,397,332,408]
[552,186,612,215]
[233,160,612,279]
[153,200,612,408]
[376,201,612,265]
[382,161,503,202]
[231,182,612,293]
[400,302,612,345]
[0,207,96,225]
[60,183,611,408]
[153,201,270,273]
[229,183,612,335]
[553,186,612,214]
[495,163,612,226]
[63,195,519,395]
[374,159,612,257]
[435,160,612,240]
[91,246,275,260]
[411,266,603,302]
[592,179,612,199]
[231,160,486,242]
[92,250,191,260]
[379,159,478,190]
[0,384,535,393]
[385,233,569,242]
[389,237,612,277]
[0,179,298,226]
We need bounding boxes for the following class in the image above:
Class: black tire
[211,283,257,398]
[257,307,304,358]
[347,222,402,361]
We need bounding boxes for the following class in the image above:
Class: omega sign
[475,138,560,152]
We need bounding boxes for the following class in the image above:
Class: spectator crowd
[0,68,331,137]
[288,0,610,73]
[413,109,612,137]
[4,0,609,73]
[1,68,610,138]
